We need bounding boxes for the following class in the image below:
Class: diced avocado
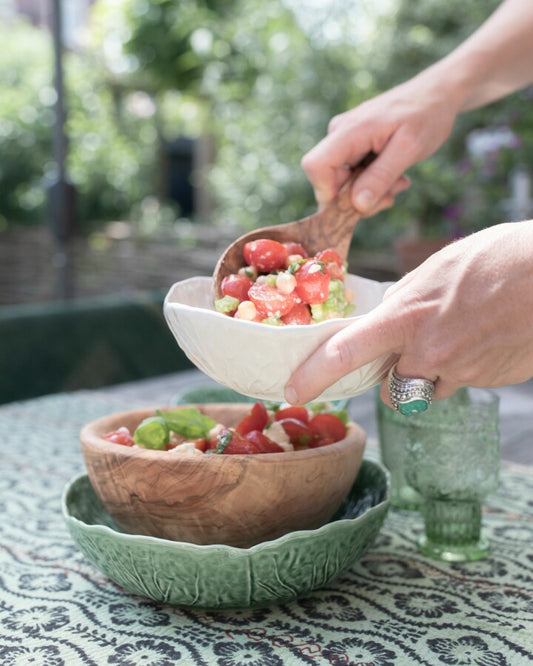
[215,295,239,313]
[311,279,355,322]
[157,407,217,439]
[261,315,283,326]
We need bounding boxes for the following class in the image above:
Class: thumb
[284,304,400,404]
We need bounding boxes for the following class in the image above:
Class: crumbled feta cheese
[287,253,304,266]
[169,441,203,455]
[308,262,322,274]
[276,271,296,294]
[209,423,225,440]
[265,421,294,451]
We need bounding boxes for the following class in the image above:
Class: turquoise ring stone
[388,365,435,416]
[398,398,430,416]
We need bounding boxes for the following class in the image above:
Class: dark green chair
[0,290,193,404]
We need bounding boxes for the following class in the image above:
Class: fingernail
[354,189,375,211]
[285,385,298,405]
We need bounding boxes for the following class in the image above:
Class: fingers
[360,175,411,216]
[348,132,419,214]
[285,304,399,404]
[302,119,418,212]
[301,133,369,207]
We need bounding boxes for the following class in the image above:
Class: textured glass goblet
[376,393,423,510]
[405,388,500,562]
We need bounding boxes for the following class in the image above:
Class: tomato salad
[103,401,349,455]
[215,239,355,325]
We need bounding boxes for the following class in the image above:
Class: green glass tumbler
[404,387,500,562]
[376,392,423,510]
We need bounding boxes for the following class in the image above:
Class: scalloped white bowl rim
[164,273,396,402]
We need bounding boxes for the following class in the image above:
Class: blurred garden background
[2,0,532,307]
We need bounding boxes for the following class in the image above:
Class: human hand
[285,222,533,405]
[302,71,462,216]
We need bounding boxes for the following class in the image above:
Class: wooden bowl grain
[80,404,366,547]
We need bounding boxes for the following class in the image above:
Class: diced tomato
[194,438,208,452]
[213,427,282,454]
[275,405,309,424]
[294,259,330,304]
[221,273,253,302]
[276,418,314,447]
[243,239,288,273]
[281,302,312,325]
[315,248,345,280]
[103,429,135,447]
[315,248,343,267]
[236,401,269,436]
[283,241,308,258]
[245,430,284,453]
[248,282,298,318]
[309,413,347,443]
[205,436,217,451]
[213,428,251,454]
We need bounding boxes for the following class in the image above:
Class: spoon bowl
[213,156,374,298]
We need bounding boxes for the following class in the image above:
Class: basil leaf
[263,401,280,413]
[157,408,217,439]
[133,416,169,450]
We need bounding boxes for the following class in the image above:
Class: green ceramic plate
[62,460,390,609]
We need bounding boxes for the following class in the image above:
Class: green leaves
[155,408,217,439]
[132,407,217,449]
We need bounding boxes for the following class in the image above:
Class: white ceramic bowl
[164,274,395,402]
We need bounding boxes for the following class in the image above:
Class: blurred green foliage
[0,22,53,229]
[2,0,532,249]
[358,0,533,245]
[0,19,159,232]
[116,0,367,229]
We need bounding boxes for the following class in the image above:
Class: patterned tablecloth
[1,392,532,666]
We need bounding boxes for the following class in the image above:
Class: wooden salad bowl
[80,403,366,547]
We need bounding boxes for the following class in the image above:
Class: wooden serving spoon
[213,153,375,298]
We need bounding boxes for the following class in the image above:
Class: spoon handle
[312,152,377,258]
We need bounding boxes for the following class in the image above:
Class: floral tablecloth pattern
[0,392,532,666]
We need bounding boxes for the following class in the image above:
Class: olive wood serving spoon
[213,153,375,298]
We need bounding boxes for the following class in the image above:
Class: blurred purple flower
[443,203,461,221]
[457,158,472,174]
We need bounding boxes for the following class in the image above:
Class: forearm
[424,0,533,112]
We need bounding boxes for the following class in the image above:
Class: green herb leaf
[307,403,348,424]
[216,430,233,454]
[157,408,217,439]
[288,259,305,274]
[330,409,349,424]
[133,416,169,449]
[263,401,280,412]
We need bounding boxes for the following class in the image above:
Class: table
[1,375,532,665]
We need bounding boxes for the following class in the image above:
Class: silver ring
[388,364,435,416]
